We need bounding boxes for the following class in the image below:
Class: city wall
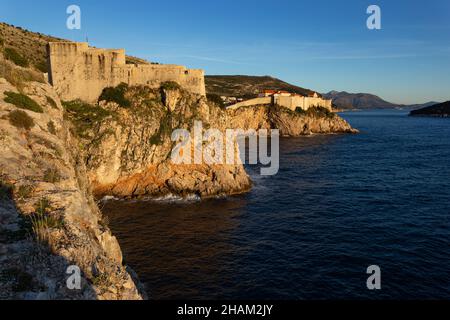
[47,42,206,103]
[227,96,332,111]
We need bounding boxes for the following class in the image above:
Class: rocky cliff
[227,104,358,136]
[68,84,355,200]
[0,51,357,300]
[73,84,252,199]
[0,55,143,299]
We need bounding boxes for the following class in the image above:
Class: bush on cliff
[8,110,35,130]
[63,100,112,138]
[160,81,181,91]
[207,93,225,109]
[34,60,48,73]
[98,82,131,108]
[4,91,43,113]
[4,47,29,68]
[296,106,335,119]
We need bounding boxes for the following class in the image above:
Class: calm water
[104,110,450,299]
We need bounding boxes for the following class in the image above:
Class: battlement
[47,42,206,103]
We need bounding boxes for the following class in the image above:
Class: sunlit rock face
[0,61,143,300]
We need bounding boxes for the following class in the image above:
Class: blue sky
[1,0,449,104]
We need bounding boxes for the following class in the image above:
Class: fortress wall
[275,96,305,111]
[303,97,332,111]
[48,42,206,103]
[126,65,205,96]
[227,97,273,110]
[228,95,333,112]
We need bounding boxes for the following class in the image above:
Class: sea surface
[103,110,450,299]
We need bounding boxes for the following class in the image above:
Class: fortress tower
[47,42,206,103]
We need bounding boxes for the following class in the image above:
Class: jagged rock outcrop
[78,85,356,200]
[0,52,357,300]
[227,104,358,136]
[79,85,251,199]
[0,65,143,299]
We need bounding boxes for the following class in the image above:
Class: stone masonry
[47,42,206,103]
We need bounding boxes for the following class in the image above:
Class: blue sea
[104,110,450,299]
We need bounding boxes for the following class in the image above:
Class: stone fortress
[47,42,206,103]
[47,42,332,112]
[227,89,332,112]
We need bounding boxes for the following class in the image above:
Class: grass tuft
[43,168,61,183]
[30,198,64,245]
[0,58,45,90]
[17,184,34,199]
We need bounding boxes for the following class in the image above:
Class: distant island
[409,101,450,117]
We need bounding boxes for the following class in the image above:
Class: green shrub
[295,107,306,115]
[98,82,131,108]
[207,93,225,109]
[43,168,61,183]
[0,37,4,47]
[47,121,56,135]
[34,61,48,73]
[46,96,58,109]
[308,106,335,119]
[8,110,34,130]
[160,81,181,91]
[4,91,43,113]
[63,100,112,138]
[296,106,335,119]
[4,47,29,67]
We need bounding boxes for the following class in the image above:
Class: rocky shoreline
[1,52,357,299]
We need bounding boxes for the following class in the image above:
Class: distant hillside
[406,101,440,110]
[0,22,148,73]
[322,90,439,111]
[410,101,450,117]
[0,22,65,72]
[322,91,402,110]
[205,75,319,99]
